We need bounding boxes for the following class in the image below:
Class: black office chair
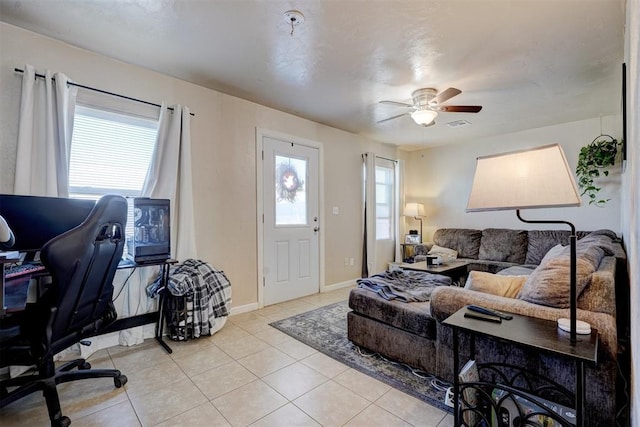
[0,194,129,427]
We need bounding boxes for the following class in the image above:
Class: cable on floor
[354,345,452,392]
[615,346,630,427]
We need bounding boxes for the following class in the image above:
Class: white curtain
[118,103,197,346]
[394,159,405,263]
[362,153,403,276]
[362,153,376,277]
[14,64,77,196]
[627,0,640,421]
[142,103,197,261]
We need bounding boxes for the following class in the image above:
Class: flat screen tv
[0,194,95,253]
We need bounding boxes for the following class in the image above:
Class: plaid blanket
[357,270,451,302]
[147,259,231,337]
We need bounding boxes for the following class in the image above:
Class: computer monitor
[0,194,95,253]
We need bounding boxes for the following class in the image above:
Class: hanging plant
[575,135,619,206]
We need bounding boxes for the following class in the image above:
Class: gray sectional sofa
[347,228,626,426]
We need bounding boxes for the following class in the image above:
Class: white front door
[262,136,320,305]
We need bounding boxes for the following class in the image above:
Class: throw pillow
[464,271,527,298]
[517,243,605,308]
[428,244,458,258]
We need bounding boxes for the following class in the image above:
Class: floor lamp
[466,144,583,344]
[404,203,425,243]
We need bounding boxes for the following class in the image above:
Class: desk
[444,306,598,426]
[100,258,177,354]
[1,255,177,354]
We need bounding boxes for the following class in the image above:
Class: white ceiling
[0,0,626,150]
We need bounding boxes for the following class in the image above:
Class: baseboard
[321,278,357,293]
[230,302,259,315]
[231,280,356,315]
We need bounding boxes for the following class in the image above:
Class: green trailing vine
[575,135,619,206]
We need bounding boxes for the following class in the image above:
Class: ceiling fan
[378,87,482,127]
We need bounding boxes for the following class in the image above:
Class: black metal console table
[444,306,599,427]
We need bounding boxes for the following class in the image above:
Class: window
[275,154,307,225]
[375,162,395,240]
[68,105,158,200]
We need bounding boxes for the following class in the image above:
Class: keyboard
[5,263,47,279]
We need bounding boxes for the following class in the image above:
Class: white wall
[404,116,623,240]
[623,0,639,423]
[0,23,399,308]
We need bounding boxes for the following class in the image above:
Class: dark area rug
[269,300,453,413]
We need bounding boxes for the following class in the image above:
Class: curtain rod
[362,153,398,163]
[14,68,195,117]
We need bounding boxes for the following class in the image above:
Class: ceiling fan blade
[439,105,483,113]
[377,112,410,123]
[433,87,462,104]
[379,100,414,108]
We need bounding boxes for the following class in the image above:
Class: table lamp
[404,203,425,243]
[466,144,582,344]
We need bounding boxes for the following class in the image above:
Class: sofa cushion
[525,230,572,265]
[525,229,614,265]
[479,228,528,263]
[578,230,615,255]
[497,266,536,276]
[464,271,526,298]
[517,243,605,308]
[348,288,436,339]
[578,257,617,315]
[433,228,482,259]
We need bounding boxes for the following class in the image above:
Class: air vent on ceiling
[446,120,471,128]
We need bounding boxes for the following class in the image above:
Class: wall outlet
[344,258,349,266]
[349,258,354,266]
[445,387,455,408]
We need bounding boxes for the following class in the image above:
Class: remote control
[467,305,513,320]
[464,312,502,323]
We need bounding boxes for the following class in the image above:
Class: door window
[275,155,307,225]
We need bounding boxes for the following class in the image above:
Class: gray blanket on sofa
[357,270,451,302]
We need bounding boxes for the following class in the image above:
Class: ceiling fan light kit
[411,109,438,126]
[378,87,483,127]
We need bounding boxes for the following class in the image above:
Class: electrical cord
[112,267,137,302]
[354,345,452,392]
[615,345,630,427]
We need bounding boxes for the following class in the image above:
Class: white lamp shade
[404,202,425,217]
[411,109,438,126]
[467,144,581,212]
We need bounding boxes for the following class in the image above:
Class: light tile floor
[0,287,453,426]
